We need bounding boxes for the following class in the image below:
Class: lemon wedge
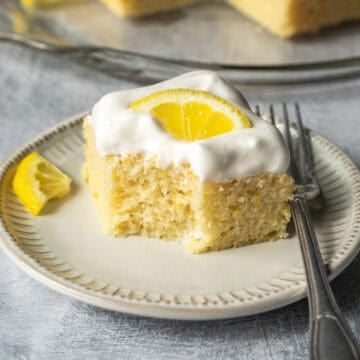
[12,152,71,215]
[130,88,252,141]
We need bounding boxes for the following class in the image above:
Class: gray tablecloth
[0,43,360,360]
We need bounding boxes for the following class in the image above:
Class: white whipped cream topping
[89,71,289,182]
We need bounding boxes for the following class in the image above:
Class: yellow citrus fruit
[130,88,252,141]
[12,152,71,215]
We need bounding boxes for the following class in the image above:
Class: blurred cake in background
[228,0,360,37]
[99,0,193,17]
[99,0,360,37]
[20,0,360,37]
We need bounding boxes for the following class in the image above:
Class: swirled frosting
[89,71,289,181]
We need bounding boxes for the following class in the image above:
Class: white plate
[2,1,360,65]
[0,114,360,320]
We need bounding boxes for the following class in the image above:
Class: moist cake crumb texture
[84,119,295,254]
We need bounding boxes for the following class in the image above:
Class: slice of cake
[99,0,193,17]
[83,71,295,253]
[98,0,360,37]
[228,0,360,37]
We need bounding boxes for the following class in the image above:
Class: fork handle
[291,196,360,360]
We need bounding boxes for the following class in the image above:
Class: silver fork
[255,103,360,360]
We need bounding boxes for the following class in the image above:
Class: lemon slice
[130,88,252,141]
[12,152,71,215]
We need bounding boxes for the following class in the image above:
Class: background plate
[0,114,360,320]
[2,1,360,84]
[2,0,360,65]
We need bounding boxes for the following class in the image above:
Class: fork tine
[269,104,275,126]
[254,104,261,116]
[282,103,301,183]
[295,103,316,178]
[294,103,309,182]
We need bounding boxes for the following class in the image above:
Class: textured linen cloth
[0,43,360,360]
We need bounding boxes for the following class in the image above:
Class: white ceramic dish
[0,114,359,320]
[2,1,360,66]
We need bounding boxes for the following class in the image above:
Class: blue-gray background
[0,43,359,360]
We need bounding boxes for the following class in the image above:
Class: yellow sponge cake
[99,0,360,37]
[99,0,193,17]
[83,71,295,253]
[229,0,360,37]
